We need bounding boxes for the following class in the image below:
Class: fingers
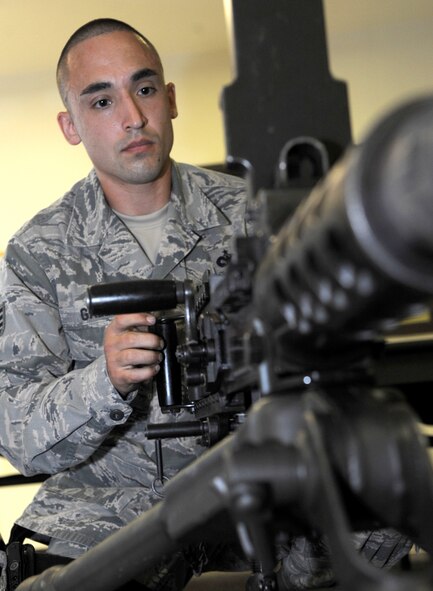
[104,313,165,396]
[108,312,157,334]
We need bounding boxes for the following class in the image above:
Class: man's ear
[57,111,82,145]
[166,83,178,120]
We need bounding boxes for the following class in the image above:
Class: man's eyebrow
[131,68,158,83]
[80,81,111,97]
[80,69,159,97]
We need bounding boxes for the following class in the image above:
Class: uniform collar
[65,162,231,279]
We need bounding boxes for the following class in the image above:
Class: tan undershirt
[114,202,170,265]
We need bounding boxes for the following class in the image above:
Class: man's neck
[98,165,172,216]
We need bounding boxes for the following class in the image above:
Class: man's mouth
[122,139,153,153]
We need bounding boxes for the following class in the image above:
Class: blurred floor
[185,571,249,590]
[183,550,430,590]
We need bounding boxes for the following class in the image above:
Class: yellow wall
[0,459,43,545]
[325,9,433,140]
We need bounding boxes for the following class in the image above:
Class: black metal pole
[16,504,177,591]
[16,436,233,591]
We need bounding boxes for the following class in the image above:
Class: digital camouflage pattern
[0,160,412,586]
[0,161,249,554]
[276,531,413,589]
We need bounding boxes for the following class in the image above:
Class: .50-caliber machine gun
[17,1,433,590]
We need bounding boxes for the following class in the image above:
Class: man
[0,17,412,591]
[0,18,249,589]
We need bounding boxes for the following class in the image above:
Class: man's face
[58,31,177,191]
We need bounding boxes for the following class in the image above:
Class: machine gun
[16,1,433,590]
[87,88,433,448]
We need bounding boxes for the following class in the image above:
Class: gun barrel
[87,280,184,317]
[253,96,433,355]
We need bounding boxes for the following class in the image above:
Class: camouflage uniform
[0,161,248,556]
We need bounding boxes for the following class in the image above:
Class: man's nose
[123,95,147,130]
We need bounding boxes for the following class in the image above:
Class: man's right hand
[103,312,164,396]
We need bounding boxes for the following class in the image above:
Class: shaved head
[57,18,163,107]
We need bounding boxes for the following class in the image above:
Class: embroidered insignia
[216,249,232,268]
[0,303,5,336]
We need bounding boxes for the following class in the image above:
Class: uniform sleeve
[0,249,134,477]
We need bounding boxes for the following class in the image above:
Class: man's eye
[138,86,156,97]
[93,98,111,109]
